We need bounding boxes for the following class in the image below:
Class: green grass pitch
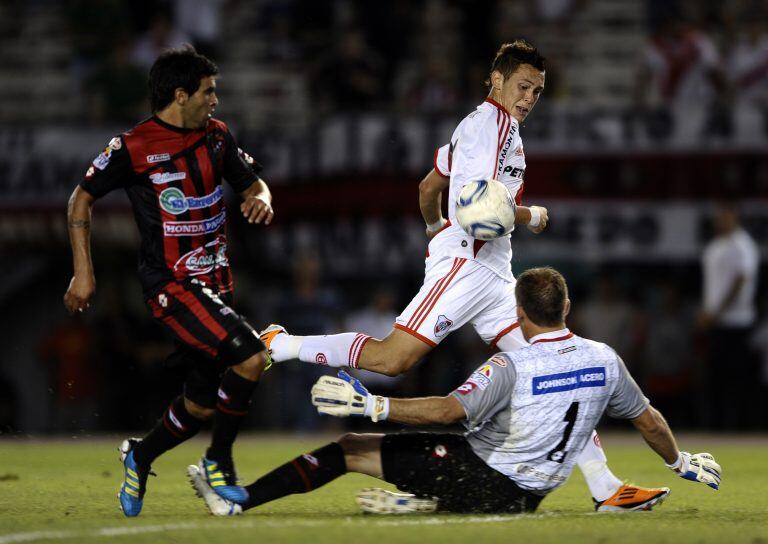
[0,433,766,544]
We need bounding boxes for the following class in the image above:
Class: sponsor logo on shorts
[85,165,95,178]
[108,137,122,150]
[150,171,187,185]
[174,234,229,276]
[147,153,171,163]
[163,211,226,236]
[168,407,184,430]
[160,185,223,215]
[217,388,229,402]
[434,314,453,338]
[302,454,319,469]
[158,293,168,308]
[532,367,606,395]
[432,445,447,458]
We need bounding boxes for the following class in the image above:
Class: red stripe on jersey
[411,258,466,332]
[514,183,524,206]
[495,111,510,178]
[163,314,217,357]
[407,258,462,330]
[433,148,448,177]
[473,239,486,257]
[165,283,229,341]
[490,321,521,349]
[532,332,575,344]
[393,324,438,347]
[485,97,510,115]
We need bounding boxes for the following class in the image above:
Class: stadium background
[1,0,767,436]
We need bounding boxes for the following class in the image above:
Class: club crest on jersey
[434,314,453,338]
[174,234,229,276]
[147,153,171,163]
[159,185,223,215]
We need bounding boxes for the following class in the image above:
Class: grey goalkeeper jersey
[451,328,648,494]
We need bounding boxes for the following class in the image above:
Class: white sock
[577,431,622,502]
[298,332,371,368]
[269,333,303,362]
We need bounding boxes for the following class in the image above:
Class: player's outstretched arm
[239,178,274,225]
[632,406,722,490]
[419,169,449,239]
[64,186,96,315]
[311,371,466,425]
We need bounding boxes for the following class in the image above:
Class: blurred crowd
[7,0,760,135]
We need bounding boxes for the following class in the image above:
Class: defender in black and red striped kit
[64,47,273,517]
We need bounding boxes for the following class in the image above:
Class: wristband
[426,218,447,232]
[365,396,390,422]
[665,452,682,471]
[529,207,541,228]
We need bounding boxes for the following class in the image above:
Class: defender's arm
[64,186,97,314]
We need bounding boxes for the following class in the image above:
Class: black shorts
[147,279,264,363]
[147,280,264,408]
[381,433,543,514]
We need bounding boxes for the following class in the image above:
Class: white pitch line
[0,512,594,544]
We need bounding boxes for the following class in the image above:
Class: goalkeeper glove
[666,451,722,490]
[311,370,390,422]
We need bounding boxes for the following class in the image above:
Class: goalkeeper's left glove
[666,451,722,490]
[311,370,390,422]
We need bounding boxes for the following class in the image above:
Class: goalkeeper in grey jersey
[188,267,721,516]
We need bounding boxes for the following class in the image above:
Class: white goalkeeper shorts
[394,256,526,349]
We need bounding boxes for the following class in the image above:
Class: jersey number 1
[546,401,579,463]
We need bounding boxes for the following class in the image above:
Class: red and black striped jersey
[80,116,261,296]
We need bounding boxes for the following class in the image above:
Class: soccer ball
[455,179,516,240]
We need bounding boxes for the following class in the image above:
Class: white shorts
[394,257,524,348]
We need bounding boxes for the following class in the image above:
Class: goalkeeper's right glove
[311,371,390,422]
[666,451,722,490]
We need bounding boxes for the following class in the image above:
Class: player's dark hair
[148,45,219,113]
[515,267,568,327]
[485,40,546,87]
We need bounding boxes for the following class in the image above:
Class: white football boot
[356,488,438,514]
[187,464,243,516]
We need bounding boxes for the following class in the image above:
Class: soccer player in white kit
[189,267,720,516]
[261,40,667,510]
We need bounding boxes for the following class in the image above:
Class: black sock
[133,396,203,467]
[206,369,258,462]
[243,443,347,511]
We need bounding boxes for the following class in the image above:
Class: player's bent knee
[218,324,267,375]
[184,397,215,420]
